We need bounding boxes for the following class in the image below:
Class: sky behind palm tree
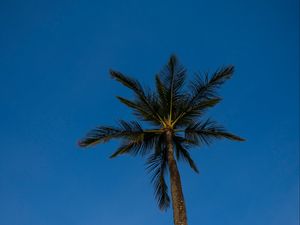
[0,0,299,225]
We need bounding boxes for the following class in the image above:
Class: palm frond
[155,75,169,117]
[79,125,125,147]
[116,96,162,125]
[188,65,234,104]
[110,70,164,124]
[157,55,187,119]
[146,144,170,211]
[79,120,153,147]
[109,131,160,158]
[170,66,234,127]
[185,119,245,146]
[110,70,144,95]
[173,136,199,173]
[172,98,221,127]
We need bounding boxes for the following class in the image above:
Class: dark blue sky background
[0,0,299,225]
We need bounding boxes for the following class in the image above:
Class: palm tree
[78,55,244,225]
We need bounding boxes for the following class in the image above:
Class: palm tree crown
[79,55,244,212]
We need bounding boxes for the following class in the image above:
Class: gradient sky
[0,0,299,225]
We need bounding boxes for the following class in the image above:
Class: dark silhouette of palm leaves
[79,55,244,210]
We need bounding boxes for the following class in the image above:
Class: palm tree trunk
[166,130,188,225]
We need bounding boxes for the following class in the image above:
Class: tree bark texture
[166,130,188,225]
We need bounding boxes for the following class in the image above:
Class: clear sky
[0,0,299,225]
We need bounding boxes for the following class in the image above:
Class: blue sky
[0,0,299,225]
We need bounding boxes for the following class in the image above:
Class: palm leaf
[116,96,161,125]
[146,143,170,211]
[185,119,245,146]
[156,55,187,120]
[79,120,156,148]
[172,98,221,127]
[110,70,164,124]
[110,131,160,158]
[188,65,234,104]
[155,75,169,117]
[173,136,199,173]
